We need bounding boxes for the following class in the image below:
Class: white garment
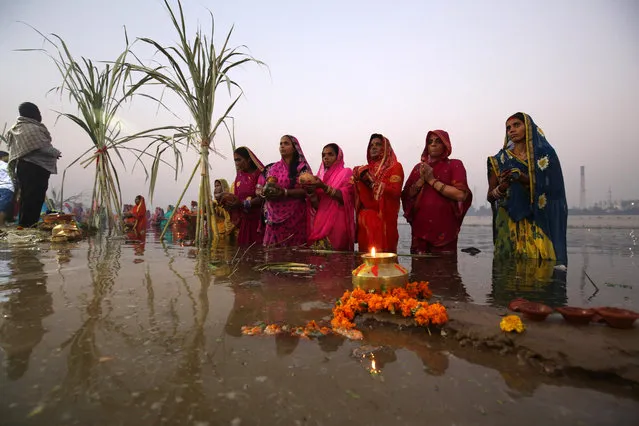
[0,161,14,191]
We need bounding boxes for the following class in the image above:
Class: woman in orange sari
[352,133,404,253]
[124,195,147,239]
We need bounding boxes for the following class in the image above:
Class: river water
[0,216,637,425]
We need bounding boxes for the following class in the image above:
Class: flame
[371,247,376,257]
[371,359,376,370]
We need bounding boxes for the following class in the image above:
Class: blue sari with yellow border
[487,113,568,264]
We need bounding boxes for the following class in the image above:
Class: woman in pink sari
[258,135,312,246]
[401,130,472,254]
[222,146,264,245]
[306,143,355,250]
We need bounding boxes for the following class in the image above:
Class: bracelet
[438,182,446,193]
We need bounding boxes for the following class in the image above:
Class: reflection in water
[57,238,122,396]
[410,254,470,302]
[359,326,448,376]
[0,248,53,380]
[489,257,567,307]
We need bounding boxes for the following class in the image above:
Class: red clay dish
[518,302,553,322]
[595,307,639,329]
[508,298,528,312]
[555,306,596,325]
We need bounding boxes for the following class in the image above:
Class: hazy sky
[1,0,637,209]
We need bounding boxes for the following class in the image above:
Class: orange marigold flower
[383,295,401,314]
[417,281,433,299]
[413,306,431,326]
[367,294,385,313]
[405,282,420,298]
[426,303,448,325]
[400,298,419,317]
[390,287,409,300]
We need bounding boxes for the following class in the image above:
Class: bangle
[438,182,446,193]
[284,188,288,197]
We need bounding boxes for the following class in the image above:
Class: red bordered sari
[353,136,404,253]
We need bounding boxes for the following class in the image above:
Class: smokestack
[580,166,586,209]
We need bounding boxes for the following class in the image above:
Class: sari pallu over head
[402,130,472,247]
[487,113,568,262]
[264,135,312,225]
[358,135,400,201]
[308,145,355,248]
[232,146,264,198]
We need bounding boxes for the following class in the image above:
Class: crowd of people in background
[3,101,568,264]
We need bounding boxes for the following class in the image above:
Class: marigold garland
[330,281,447,330]
[241,282,447,341]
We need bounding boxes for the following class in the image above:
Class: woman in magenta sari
[402,130,472,254]
[222,146,265,245]
[306,143,355,250]
[258,135,312,246]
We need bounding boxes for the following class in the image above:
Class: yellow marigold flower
[500,315,525,333]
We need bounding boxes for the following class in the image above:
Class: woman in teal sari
[487,112,568,264]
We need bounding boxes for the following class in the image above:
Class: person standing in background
[6,102,62,228]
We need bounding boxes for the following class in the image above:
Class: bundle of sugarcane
[21,28,181,234]
[130,0,264,246]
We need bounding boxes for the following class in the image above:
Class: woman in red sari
[124,195,147,239]
[222,146,265,245]
[353,134,404,253]
[401,130,472,254]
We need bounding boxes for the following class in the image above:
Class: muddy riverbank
[361,302,639,386]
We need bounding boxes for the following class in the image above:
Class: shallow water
[0,218,638,425]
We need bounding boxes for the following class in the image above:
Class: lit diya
[352,247,409,292]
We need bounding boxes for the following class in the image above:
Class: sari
[308,145,355,250]
[131,196,147,238]
[353,136,404,253]
[402,130,472,253]
[214,179,234,237]
[231,147,264,246]
[260,136,312,247]
[487,113,568,264]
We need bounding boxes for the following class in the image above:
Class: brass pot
[352,252,408,292]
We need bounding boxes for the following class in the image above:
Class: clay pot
[595,307,639,329]
[517,302,553,322]
[555,306,596,325]
[508,298,528,312]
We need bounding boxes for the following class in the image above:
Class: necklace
[511,149,527,160]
